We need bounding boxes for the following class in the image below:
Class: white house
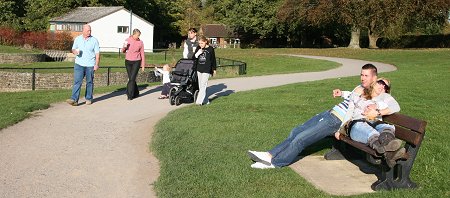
[49,6,154,52]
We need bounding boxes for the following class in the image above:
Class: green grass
[152,48,450,197]
[0,45,41,53]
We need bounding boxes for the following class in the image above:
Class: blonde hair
[198,36,209,44]
[363,77,391,99]
[132,29,141,35]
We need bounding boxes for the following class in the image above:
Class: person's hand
[363,108,378,120]
[334,132,341,140]
[141,67,145,72]
[213,70,216,76]
[333,89,342,98]
[94,65,99,71]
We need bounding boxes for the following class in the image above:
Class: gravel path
[0,55,396,197]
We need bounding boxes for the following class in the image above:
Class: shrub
[0,27,21,46]
[46,32,73,51]
[22,31,48,49]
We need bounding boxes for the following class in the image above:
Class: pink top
[123,36,145,67]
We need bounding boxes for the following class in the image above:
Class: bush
[22,31,48,49]
[46,32,73,51]
[0,27,21,46]
[0,26,73,51]
[379,34,450,48]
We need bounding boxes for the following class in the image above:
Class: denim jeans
[350,122,395,144]
[125,60,141,99]
[71,64,94,102]
[269,111,342,167]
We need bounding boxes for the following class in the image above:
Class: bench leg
[324,140,345,160]
[371,162,417,190]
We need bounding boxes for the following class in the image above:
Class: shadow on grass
[207,83,236,102]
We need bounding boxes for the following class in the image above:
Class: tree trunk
[368,29,379,49]
[347,27,360,49]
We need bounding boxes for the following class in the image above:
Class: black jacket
[192,46,216,75]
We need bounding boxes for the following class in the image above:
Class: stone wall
[0,53,46,64]
[0,70,161,91]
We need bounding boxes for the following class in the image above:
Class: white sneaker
[247,150,272,165]
[251,162,275,169]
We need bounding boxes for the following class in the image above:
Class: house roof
[201,24,228,38]
[49,6,124,23]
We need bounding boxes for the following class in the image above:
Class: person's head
[360,63,378,89]
[198,36,209,48]
[132,29,141,40]
[363,77,391,99]
[163,64,171,71]
[82,24,92,38]
[188,28,197,39]
[375,77,391,94]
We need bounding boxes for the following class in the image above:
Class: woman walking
[192,36,216,105]
[122,29,145,100]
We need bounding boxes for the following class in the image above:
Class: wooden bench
[324,113,427,191]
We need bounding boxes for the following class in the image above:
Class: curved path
[0,55,396,197]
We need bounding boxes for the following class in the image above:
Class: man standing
[182,28,198,59]
[66,24,100,106]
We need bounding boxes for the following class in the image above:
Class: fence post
[164,50,167,61]
[107,67,111,86]
[32,68,36,90]
[118,48,121,59]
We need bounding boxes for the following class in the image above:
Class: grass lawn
[152,48,450,197]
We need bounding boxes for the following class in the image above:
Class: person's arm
[140,42,145,71]
[94,39,100,71]
[210,47,217,76]
[364,94,400,118]
[193,47,202,59]
[72,37,79,55]
[182,42,188,59]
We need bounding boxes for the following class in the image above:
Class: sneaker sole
[247,151,271,166]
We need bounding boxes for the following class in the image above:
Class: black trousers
[125,60,141,99]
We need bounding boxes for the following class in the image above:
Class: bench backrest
[383,113,427,146]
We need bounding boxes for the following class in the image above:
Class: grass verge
[152,48,450,197]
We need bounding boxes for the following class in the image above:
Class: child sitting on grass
[154,64,171,99]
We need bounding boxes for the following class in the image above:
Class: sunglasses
[377,80,390,93]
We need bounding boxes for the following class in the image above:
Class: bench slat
[393,127,422,146]
[383,114,427,134]
[339,134,380,157]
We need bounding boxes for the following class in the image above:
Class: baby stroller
[168,59,199,106]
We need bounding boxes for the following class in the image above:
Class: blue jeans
[269,111,342,167]
[350,122,395,144]
[71,64,94,102]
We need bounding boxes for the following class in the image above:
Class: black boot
[384,148,406,168]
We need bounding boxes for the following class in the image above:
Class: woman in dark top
[192,36,217,105]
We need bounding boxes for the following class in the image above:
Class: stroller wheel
[169,95,175,105]
[169,87,177,105]
[175,96,181,106]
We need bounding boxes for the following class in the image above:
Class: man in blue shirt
[66,24,100,106]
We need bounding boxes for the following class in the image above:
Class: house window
[70,24,83,32]
[117,26,129,34]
